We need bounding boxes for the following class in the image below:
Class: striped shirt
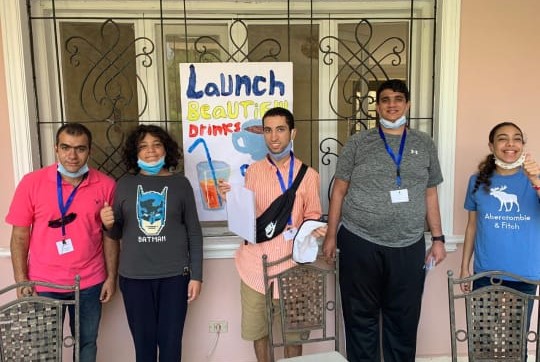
[235,155,322,294]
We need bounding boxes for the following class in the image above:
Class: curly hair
[123,125,182,174]
[472,121,523,194]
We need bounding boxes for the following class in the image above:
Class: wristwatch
[431,235,445,243]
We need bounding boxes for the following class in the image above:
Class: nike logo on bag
[265,221,276,238]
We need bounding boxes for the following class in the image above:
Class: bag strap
[290,163,308,192]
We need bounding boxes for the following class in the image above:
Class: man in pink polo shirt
[5,123,117,362]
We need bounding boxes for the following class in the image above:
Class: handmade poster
[179,62,293,221]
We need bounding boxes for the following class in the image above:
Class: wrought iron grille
[27,0,437,204]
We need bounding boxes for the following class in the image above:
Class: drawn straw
[188,137,223,206]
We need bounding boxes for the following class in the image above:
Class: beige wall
[454,0,540,234]
[1,1,540,360]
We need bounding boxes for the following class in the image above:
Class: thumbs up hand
[523,152,540,186]
[100,201,115,230]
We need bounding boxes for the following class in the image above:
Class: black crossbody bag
[255,163,308,243]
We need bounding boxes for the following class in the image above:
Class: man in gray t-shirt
[323,79,446,362]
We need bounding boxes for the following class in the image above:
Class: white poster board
[179,62,293,221]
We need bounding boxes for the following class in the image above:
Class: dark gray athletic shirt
[335,127,443,247]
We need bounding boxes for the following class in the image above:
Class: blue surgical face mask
[138,156,165,175]
[57,163,89,178]
[379,115,407,129]
[268,141,293,162]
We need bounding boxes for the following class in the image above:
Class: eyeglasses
[48,212,77,228]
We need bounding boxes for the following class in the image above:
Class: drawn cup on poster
[197,160,230,210]
[188,137,231,210]
[232,119,267,161]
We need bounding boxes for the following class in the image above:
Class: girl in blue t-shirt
[460,122,540,302]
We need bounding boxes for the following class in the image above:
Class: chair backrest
[447,270,540,362]
[263,252,340,362]
[0,276,80,362]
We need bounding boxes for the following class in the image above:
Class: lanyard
[378,126,407,187]
[267,151,295,225]
[56,172,86,236]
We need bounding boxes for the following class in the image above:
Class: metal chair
[262,251,347,362]
[0,276,80,362]
[447,270,540,362]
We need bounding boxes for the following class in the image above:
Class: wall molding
[0,233,461,260]
[0,1,40,184]
[435,0,461,239]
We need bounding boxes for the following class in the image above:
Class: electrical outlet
[208,320,228,333]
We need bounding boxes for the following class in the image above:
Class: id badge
[283,227,298,242]
[390,189,409,203]
[56,238,75,255]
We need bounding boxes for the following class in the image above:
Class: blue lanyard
[56,172,86,236]
[267,151,295,225]
[378,126,407,187]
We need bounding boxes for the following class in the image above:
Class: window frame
[0,0,461,256]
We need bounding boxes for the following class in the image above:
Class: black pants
[119,275,189,362]
[338,226,426,362]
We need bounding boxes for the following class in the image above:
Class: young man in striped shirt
[221,107,325,362]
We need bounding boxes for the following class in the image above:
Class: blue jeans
[473,277,537,329]
[39,282,103,362]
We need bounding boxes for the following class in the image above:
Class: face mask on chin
[137,156,166,175]
[379,115,407,129]
[57,163,89,178]
[267,141,293,162]
[494,153,525,170]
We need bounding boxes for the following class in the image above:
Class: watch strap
[431,235,445,243]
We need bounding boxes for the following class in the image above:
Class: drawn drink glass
[197,161,230,210]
